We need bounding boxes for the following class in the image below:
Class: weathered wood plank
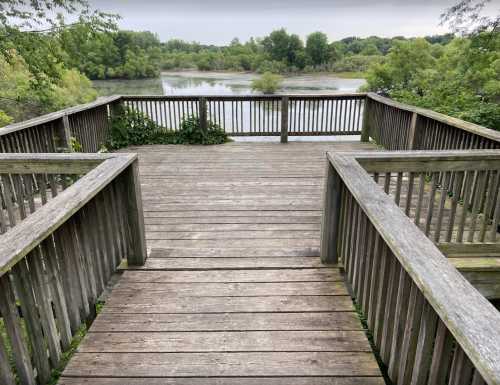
[103,295,354,313]
[63,351,381,377]
[140,257,326,269]
[59,377,385,385]
[119,268,343,283]
[111,281,347,296]
[90,312,362,332]
[79,330,371,353]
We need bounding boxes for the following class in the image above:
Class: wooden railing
[320,150,500,385]
[363,93,500,150]
[0,96,121,153]
[1,93,498,151]
[0,153,146,385]
[122,94,366,138]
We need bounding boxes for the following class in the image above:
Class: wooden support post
[125,160,147,266]
[320,161,342,264]
[57,115,72,151]
[199,97,208,134]
[280,96,289,143]
[360,97,371,142]
[407,112,420,150]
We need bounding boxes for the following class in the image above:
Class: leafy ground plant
[107,106,229,149]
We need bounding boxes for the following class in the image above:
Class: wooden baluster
[428,320,454,384]
[12,259,52,383]
[0,274,36,385]
[397,284,424,384]
[388,267,411,381]
[410,301,438,385]
[448,346,474,385]
[55,226,82,333]
[280,96,289,143]
[28,249,62,367]
[0,331,16,385]
[41,237,73,350]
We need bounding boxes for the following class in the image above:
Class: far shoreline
[160,69,366,79]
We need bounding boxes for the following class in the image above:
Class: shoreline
[160,69,366,79]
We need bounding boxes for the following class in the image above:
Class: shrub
[0,110,13,127]
[176,116,228,145]
[251,72,283,94]
[107,106,229,149]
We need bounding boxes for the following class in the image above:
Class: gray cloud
[89,0,497,44]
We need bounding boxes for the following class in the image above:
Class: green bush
[251,72,283,94]
[107,106,229,149]
[176,116,228,145]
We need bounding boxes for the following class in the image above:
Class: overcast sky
[89,0,498,44]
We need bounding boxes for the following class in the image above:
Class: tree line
[160,31,454,75]
[0,0,497,130]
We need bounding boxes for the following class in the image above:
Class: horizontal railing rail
[0,153,146,385]
[1,92,498,151]
[363,92,500,150]
[320,150,500,385]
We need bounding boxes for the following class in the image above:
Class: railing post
[320,161,342,264]
[280,96,289,143]
[407,112,421,150]
[125,160,147,266]
[199,97,208,134]
[361,96,371,142]
[56,115,72,151]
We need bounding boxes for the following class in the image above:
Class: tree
[261,28,305,67]
[363,34,500,130]
[441,0,499,36]
[306,32,330,66]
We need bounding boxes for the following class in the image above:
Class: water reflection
[93,71,366,97]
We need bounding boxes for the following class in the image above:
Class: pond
[94,71,367,142]
[93,71,366,96]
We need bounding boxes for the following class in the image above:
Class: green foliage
[331,55,383,73]
[58,27,162,79]
[306,32,330,66]
[108,106,229,149]
[176,116,229,145]
[0,50,97,125]
[158,30,455,75]
[0,110,13,126]
[69,136,83,152]
[251,72,283,94]
[363,33,500,130]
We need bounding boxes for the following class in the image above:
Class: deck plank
[61,142,384,384]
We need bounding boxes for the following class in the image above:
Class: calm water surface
[93,71,366,142]
[93,71,366,96]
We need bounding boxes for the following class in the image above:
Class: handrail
[367,93,500,142]
[364,93,500,150]
[0,153,144,276]
[0,96,122,137]
[321,150,500,384]
[0,92,498,151]
[0,153,147,385]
